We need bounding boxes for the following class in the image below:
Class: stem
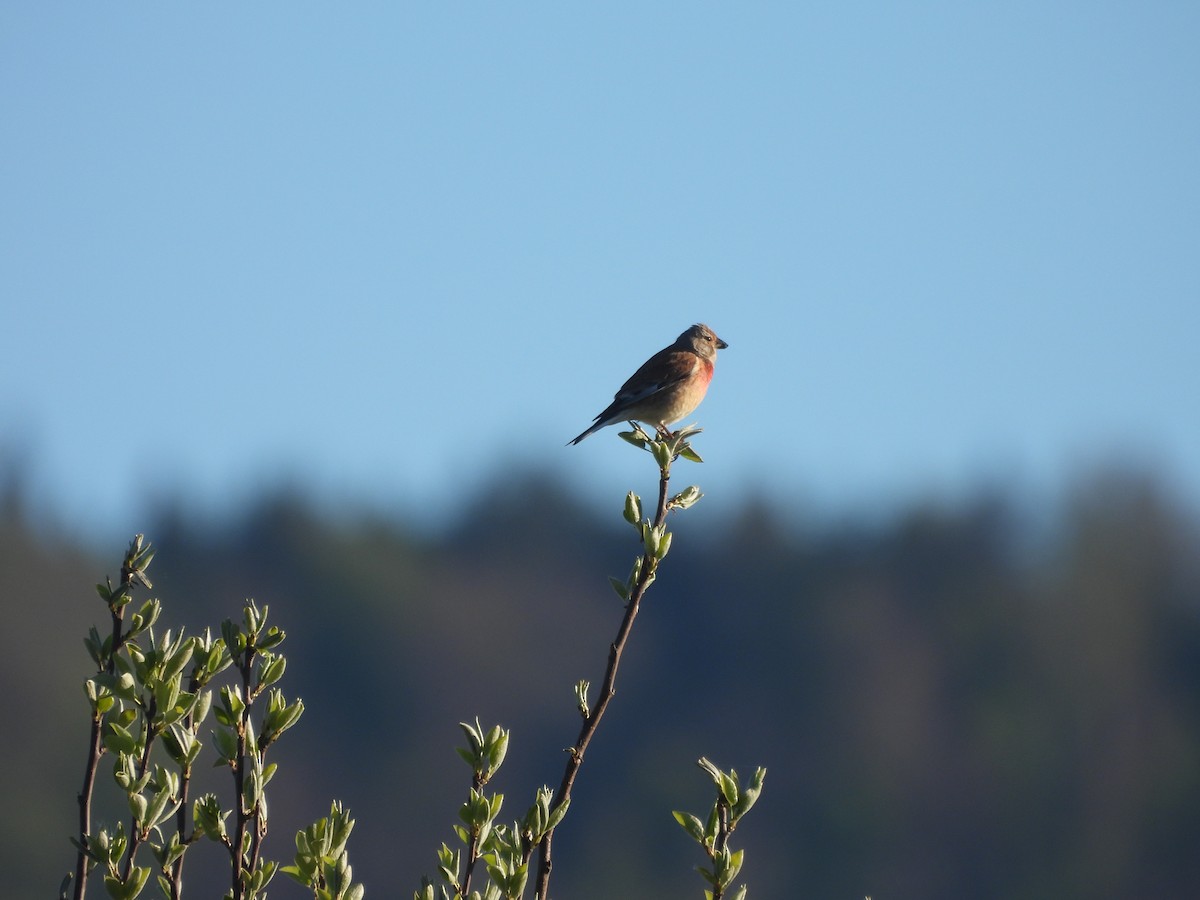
[170,677,199,900]
[230,654,254,900]
[711,800,731,900]
[170,765,190,900]
[73,704,104,900]
[460,836,480,898]
[230,644,269,899]
[74,596,127,900]
[247,811,266,889]
[120,702,157,881]
[534,458,673,899]
[460,772,485,898]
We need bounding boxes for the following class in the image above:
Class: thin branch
[120,697,158,882]
[169,672,202,900]
[74,561,135,900]
[460,833,481,898]
[533,453,674,899]
[230,652,254,900]
[73,691,105,900]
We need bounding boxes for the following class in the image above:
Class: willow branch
[534,441,677,900]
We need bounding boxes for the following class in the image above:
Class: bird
[568,323,728,445]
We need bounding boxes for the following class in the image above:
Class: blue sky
[3,4,1198,542]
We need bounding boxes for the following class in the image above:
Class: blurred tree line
[4,464,1199,899]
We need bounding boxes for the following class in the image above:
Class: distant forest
[8,464,1200,899]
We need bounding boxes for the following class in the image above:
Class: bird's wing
[611,348,699,404]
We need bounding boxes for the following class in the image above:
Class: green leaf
[642,524,661,557]
[486,727,509,774]
[732,767,766,820]
[212,726,238,764]
[130,599,161,636]
[153,678,180,721]
[85,629,105,666]
[193,688,213,725]
[104,864,150,900]
[258,625,286,651]
[705,804,720,843]
[545,797,570,831]
[618,429,648,448]
[623,491,642,525]
[162,724,192,768]
[144,784,177,830]
[161,640,195,683]
[243,602,262,635]
[217,684,245,724]
[260,654,287,686]
[574,680,590,718]
[265,695,305,740]
[720,848,745,886]
[719,771,740,806]
[128,792,149,829]
[654,530,672,560]
[669,484,703,510]
[697,756,722,784]
[627,556,643,586]
[459,719,485,756]
[672,810,706,845]
[608,576,629,600]
[103,722,138,755]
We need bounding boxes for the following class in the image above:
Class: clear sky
[3,4,1198,543]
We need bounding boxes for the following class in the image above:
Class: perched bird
[569,323,729,445]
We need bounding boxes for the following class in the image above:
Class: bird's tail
[567,419,607,445]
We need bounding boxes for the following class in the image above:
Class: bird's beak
[717,337,729,349]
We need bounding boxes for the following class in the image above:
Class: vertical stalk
[74,586,129,900]
[534,452,674,899]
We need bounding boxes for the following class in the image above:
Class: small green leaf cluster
[281,802,363,900]
[417,722,568,900]
[70,537,237,900]
[673,758,766,900]
[609,482,697,601]
[187,600,310,899]
[65,535,359,900]
[77,824,149,900]
[618,422,706,467]
[606,428,705,605]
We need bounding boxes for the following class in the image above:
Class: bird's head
[679,323,728,359]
